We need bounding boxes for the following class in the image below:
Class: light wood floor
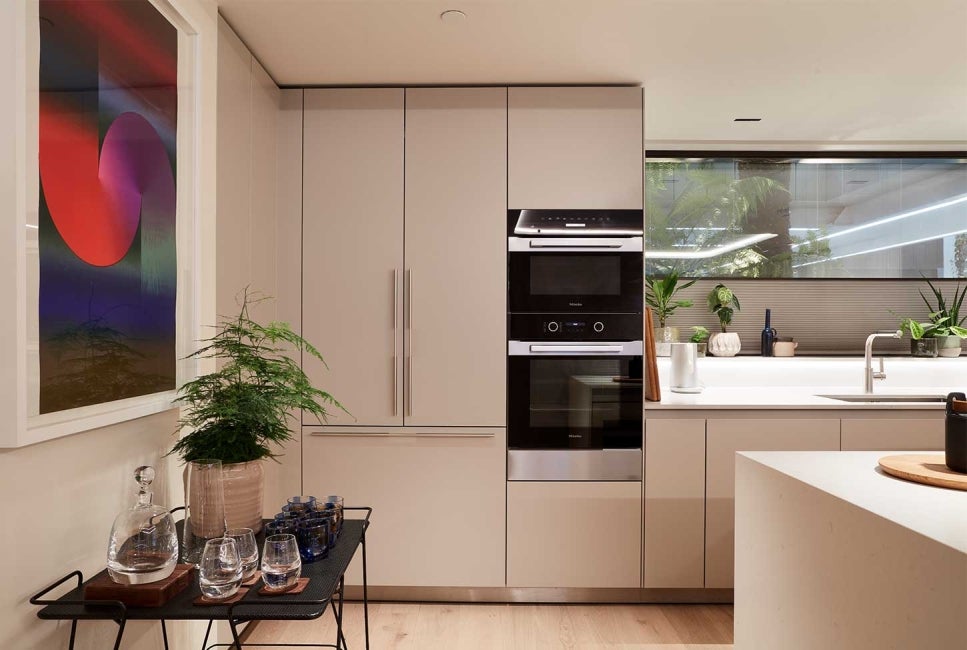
[245,602,734,649]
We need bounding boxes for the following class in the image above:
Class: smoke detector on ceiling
[440,9,467,24]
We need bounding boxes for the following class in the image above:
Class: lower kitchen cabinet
[644,419,706,588]
[507,481,642,588]
[840,416,944,451]
[705,418,840,588]
[302,427,506,588]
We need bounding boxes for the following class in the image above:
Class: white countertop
[739,450,967,554]
[647,356,965,410]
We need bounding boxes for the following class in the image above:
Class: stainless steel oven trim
[508,340,643,357]
[508,449,642,481]
[508,236,643,252]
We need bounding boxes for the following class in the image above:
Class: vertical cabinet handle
[405,269,412,416]
[392,269,399,416]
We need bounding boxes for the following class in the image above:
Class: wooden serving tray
[878,454,967,491]
[85,564,194,607]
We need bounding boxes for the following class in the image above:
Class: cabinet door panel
[508,87,642,209]
[404,88,506,426]
[841,417,944,451]
[507,481,642,588]
[644,419,706,588]
[303,428,506,587]
[302,89,404,426]
[706,419,840,588]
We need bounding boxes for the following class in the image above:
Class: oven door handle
[529,345,624,354]
[509,341,643,356]
[508,237,643,252]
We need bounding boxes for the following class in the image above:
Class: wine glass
[261,534,301,592]
[226,528,259,580]
[199,537,242,600]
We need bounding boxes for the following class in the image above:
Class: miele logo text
[568,434,581,439]
[569,302,582,307]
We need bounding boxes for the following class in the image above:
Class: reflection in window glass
[645,156,967,279]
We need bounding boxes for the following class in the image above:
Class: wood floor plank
[245,602,734,649]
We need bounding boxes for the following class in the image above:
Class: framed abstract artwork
[1,0,205,447]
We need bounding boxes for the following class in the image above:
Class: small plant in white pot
[645,271,696,356]
[170,291,344,533]
[707,283,742,356]
[900,277,967,358]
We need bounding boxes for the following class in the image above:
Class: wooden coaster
[194,587,249,606]
[258,577,309,596]
[241,571,261,587]
[878,454,967,491]
[953,399,967,414]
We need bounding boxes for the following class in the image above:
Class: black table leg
[201,619,213,650]
[161,619,169,650]
[361,529,370,650]
[112,618,127,650]
[67,619,77,650]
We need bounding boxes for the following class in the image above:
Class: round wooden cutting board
[878,454,967,491]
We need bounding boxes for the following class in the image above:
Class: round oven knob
[593,321,605,333]
[547,321,560,333]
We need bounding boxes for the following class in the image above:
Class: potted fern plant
[645,270,696,356]
[171,291,344,532]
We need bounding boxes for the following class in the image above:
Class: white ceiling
[217,0,967,145]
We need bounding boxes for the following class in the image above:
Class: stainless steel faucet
[864,330,902,393]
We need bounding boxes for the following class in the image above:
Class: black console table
[30,507,371,650]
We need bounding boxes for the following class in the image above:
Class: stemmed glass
[226,528,259,581]
[199,537,242,600]
[261,534,301,592]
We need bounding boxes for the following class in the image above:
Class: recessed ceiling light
[440,9,467,24]
[733,118,762,122]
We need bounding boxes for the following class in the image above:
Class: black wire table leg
[113,618,127,650]
[229,617,243,650]
[161,619,169,650]
[67,619,77,650]
[201,619,213,650]
[361,530,370,650]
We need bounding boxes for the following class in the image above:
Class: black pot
[946,392,967,474]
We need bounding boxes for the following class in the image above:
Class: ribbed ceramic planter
[708,332,741,357]
[222,461,265,534]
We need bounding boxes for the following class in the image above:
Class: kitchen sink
[816,394,947,403]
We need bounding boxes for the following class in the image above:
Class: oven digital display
[529,255,621,296]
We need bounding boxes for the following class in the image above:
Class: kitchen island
[735,450,967,649]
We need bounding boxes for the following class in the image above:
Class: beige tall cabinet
[301,87,505,428]
[300,87,508,587]
[302,89,405,427]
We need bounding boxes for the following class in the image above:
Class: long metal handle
[310,431,496,439]
[508,237,642,252]
[392,269,399,416]
[530,345,624,353]
[405,269,412,417]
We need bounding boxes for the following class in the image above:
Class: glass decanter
[106,466,179,584]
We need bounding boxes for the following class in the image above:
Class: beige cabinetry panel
[507,481,642,588]
[508,87,643,209]
[841,416,944,451]
[302,89,404,426]
[644,419,706,588]
[705,418,840,588]
[303,428,506,587]
[403,88,506,426]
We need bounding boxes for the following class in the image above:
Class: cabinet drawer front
[841,418,944,451]
[302,428,506,587]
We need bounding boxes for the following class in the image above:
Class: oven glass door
[508,249,642,313]
[508,343,643,450]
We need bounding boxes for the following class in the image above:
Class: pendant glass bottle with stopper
[106,466,179,584]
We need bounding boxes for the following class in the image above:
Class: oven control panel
[510,313,641,341]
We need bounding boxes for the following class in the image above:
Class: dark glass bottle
[760,309,776,357]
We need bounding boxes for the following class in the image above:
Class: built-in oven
[507,209,643,314]
[507,313,643,481]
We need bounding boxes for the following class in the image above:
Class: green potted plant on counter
[707,283,742,356]
[690,326,710,357]
[900,277,967,358]
[645,270,696,356]
[170,290,345,533]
